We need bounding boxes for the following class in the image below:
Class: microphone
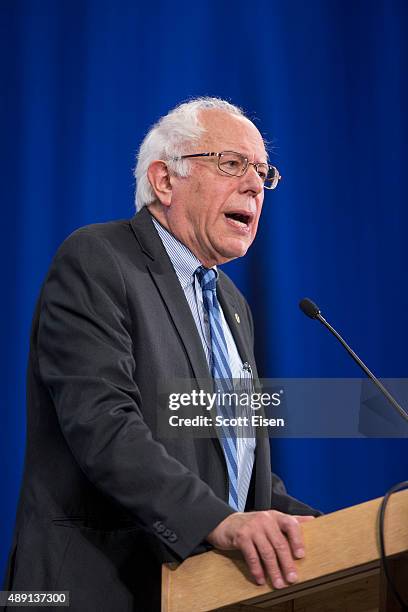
[299,298,408,423]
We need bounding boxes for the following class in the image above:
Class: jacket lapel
[129,208,211,383]
[217,280,258,379]
[130,209,226,466]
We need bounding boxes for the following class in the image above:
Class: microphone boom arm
[317,313,408,423]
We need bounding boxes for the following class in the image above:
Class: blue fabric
[196,266,239,510]
[2,0,408,577]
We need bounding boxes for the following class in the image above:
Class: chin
[218,244,250,262]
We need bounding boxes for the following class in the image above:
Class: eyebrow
[228,149,269,164]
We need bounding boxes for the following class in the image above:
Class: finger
[239,538,266,586]
[294,515,316,523]
[253,533,288,590]
[277,514,306,561]
[264,527,298,586]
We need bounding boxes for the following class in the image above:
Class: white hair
[134,97,246,211]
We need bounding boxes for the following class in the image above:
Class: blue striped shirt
[151,215,255,511]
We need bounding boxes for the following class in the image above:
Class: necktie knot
[195,265,217,293]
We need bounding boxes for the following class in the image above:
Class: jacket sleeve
[37,229,234,560]
[271,473,322,517]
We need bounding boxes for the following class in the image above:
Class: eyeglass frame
[170,151,281,190]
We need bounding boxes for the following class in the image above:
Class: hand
[206,510,315,589]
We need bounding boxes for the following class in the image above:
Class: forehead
[198,110,267,161]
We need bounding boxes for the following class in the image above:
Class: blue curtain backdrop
[1,0,407,575]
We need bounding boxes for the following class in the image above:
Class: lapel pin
[235,313,240,324]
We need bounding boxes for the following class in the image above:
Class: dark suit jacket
[4,208,319,611]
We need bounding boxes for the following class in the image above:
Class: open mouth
[224,212,252,228]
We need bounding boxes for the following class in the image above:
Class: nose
[238,163,264,196]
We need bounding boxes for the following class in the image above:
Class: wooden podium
[162,490,408,611]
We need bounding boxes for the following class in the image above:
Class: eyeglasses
[171,151,281,190]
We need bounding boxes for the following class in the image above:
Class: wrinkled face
[160,110,267,267]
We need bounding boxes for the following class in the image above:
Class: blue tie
[195,266,239,510]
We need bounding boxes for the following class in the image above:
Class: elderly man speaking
[4,97,320,611]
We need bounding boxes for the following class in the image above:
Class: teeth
[228,216,247,227]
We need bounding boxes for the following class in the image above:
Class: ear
[147,160,173,207]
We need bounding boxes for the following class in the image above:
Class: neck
[147,203,222,268]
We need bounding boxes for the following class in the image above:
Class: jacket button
[153,521,165,533]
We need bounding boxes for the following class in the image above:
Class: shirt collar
[151,214,218,289]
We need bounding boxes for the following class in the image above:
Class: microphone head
[299,298,321,319]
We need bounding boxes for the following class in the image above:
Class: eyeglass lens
[218,152,278,188]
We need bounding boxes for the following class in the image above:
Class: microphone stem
[317,314,408,423]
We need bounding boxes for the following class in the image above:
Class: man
[4,97,319,611]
